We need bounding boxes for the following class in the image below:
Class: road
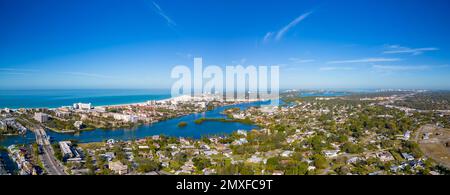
[34,127,66,175]
[21,118,66,175]
[40,143,66,175]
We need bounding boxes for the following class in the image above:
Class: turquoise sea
[0,89,171,109]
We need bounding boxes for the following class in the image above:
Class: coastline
[0,89,172,110]
[3,97,167,110]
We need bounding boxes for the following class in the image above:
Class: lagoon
[0,150,18,174]
[0,100,269,146]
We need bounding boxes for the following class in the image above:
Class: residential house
[108,161,128,175]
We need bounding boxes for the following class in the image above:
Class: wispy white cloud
[319,66,355,71]
[263,11,312,43]
[263,32,273,43]
[327,58,401,64]
[289,58,315,64]
[383,45,439,55]
[372,65,430,71]
[151,1,176,27]
[63,72,113,79]
[275,12,312,41]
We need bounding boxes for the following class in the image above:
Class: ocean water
[0,89,171,109]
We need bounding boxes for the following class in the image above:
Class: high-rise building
[73,103,93,110]
[34,112,49,123]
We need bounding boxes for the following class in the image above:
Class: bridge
[33,127,66,175]
[21,118,66,175]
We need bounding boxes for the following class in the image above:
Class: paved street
[34,127,66,175]
[21,117,66,175]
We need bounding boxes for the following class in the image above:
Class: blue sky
[1,0,450,90]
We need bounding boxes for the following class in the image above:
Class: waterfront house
[74,121,83,130]
[232,138,248,145]
[179,138,191,146]
[113,113,139,123]
[106,139,115,146]
[236,130,247,136]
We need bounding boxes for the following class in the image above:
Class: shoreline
[0,92,172,110]
[48,99,264,133]
[2,92,272,110]
[2,101,160,110]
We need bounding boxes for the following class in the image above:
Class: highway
[21,118,66,175]
[34,127,66,175]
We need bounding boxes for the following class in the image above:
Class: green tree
[178,122,188,128]
[113,145,127,163]
[192,157,211,171]
[136,158,160,173]
[341,142,363,154]
[266,157,281,170]
[84,150,95,175]
[313,154,328,169]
